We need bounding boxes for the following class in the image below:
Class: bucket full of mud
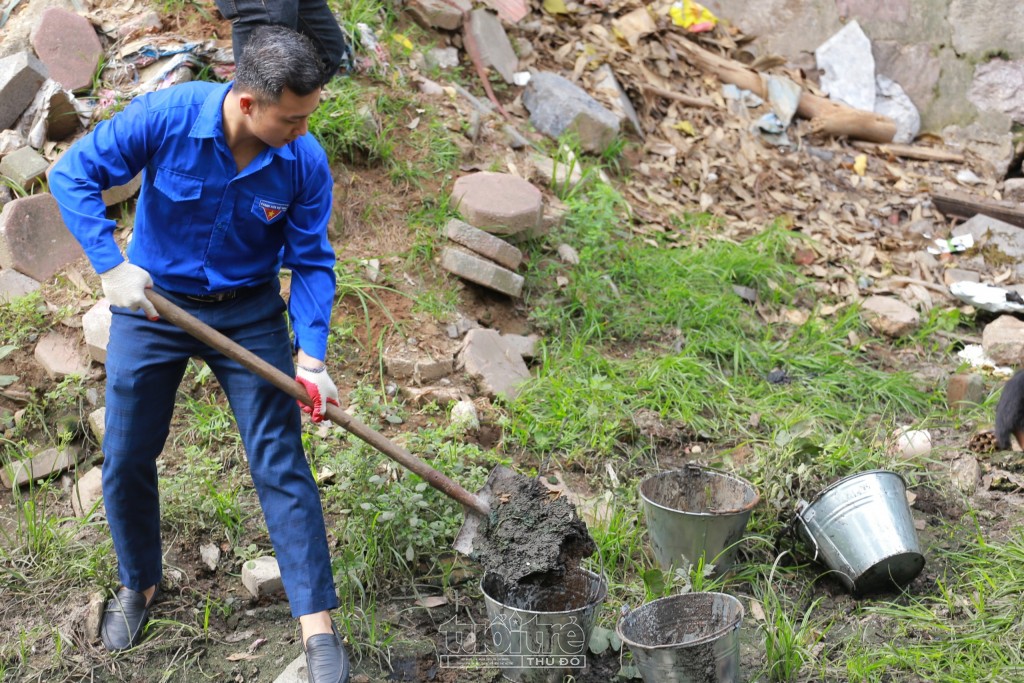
[616,591,744,683]
[481,569,607,682]
[794,469,925,594]
[640,466,759,572]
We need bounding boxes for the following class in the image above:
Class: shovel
[144,290,512,556]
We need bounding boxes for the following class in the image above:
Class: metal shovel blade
[453,464,517,556]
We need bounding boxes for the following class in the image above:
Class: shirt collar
[189,81,297,162]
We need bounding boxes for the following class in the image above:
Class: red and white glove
[100,262,158,320]
[295,364,339,423]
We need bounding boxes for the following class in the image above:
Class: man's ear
[238,93,257,116]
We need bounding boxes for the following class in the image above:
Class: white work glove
[295,364,340,423]
[100,262,158,320]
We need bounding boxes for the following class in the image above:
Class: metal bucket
[617,592,744,683]
[481,569,607,682]
[640,466,759,572]
[795,469,925,594]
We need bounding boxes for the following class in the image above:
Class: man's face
[246,87,321,148]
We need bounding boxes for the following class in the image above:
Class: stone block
[592,64,643,137]
[383,348,417,379]
[445,218,522,270]
[82,298,112,363]
[467,9,518,84]
[101,172,143,207]
[34,330,90,378]
[502,333,540,359]
[88,407,105,445]
[943,268,980,286]
[1,446,79,488]
[425,47,460,71]
[947,373,986,411]
[416,356,454,382]
[451,172,543,236]
[0,130,28,157]
[71,466,103,517]
[523,72,620,154]
[0,193,84,282]
[406,0,471,30]
[0,146,49,190]
[0,51,48,131]
[953,212,1024,279]
[30,8,103,92]
[242,556,284,598]
[860,295,920,338]
[441,247,524,297]
[117,10,162,38]
[0,268,41,304]
[83,591,105,642]
[529,152,585,192]
[458,328,530,400]
[983,315,1024,366]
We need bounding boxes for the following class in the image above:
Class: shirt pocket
[153,167,204,202]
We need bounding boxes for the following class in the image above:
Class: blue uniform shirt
[50,81,336,360]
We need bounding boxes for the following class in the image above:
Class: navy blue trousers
[212,0,352,80]
[102,282,338,618]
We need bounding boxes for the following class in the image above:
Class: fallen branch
[641,84,715,109]
[852,141,965,163]
[885,276,952,296]
[932,191,1024,229]
[670,35,896,143]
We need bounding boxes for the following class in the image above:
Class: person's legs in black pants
[213,0,350,81]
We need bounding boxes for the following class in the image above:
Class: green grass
[836,524,1024,682]
[0,291,49,347]
[508,183,933,465]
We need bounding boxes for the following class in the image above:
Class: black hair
[234,25,325,102]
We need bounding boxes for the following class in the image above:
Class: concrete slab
[0,51,48,130]
[441,247,524,297]
[29,8,103,92]
[0,193,85,282]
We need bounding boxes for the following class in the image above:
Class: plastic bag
[669,0,717,32]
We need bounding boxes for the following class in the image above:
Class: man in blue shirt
[50,26,349,683]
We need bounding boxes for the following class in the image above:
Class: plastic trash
[669,0,717,33]
[957,344,1013,376]
[928,234,974,255]
[753,74,801,146]
[948,280,1024,313]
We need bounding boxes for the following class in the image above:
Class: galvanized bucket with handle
[794,469,925,594]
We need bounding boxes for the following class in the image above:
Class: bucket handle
[793,500,820,563]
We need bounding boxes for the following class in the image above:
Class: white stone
[450,399,479,431]
[71,466,103,517]
[88,407,105,445]
[200,543,221,571]
[242,556,283,598]
[891,427,931,460]
[82,298,112,363]
[815,21,876,112]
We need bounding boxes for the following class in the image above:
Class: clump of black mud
[473,473,597,606]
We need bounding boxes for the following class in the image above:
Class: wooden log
[932,191,1024,229]
[670,35,896,143]
[852,141,965,163]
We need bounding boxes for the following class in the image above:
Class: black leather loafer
[101,587,156,651]
[304,623,350,683]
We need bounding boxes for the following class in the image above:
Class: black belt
[177,285,262,303]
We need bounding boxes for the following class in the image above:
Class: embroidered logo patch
[252,196,288,224]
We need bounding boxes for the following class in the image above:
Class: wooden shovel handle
[145,290,490,516]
